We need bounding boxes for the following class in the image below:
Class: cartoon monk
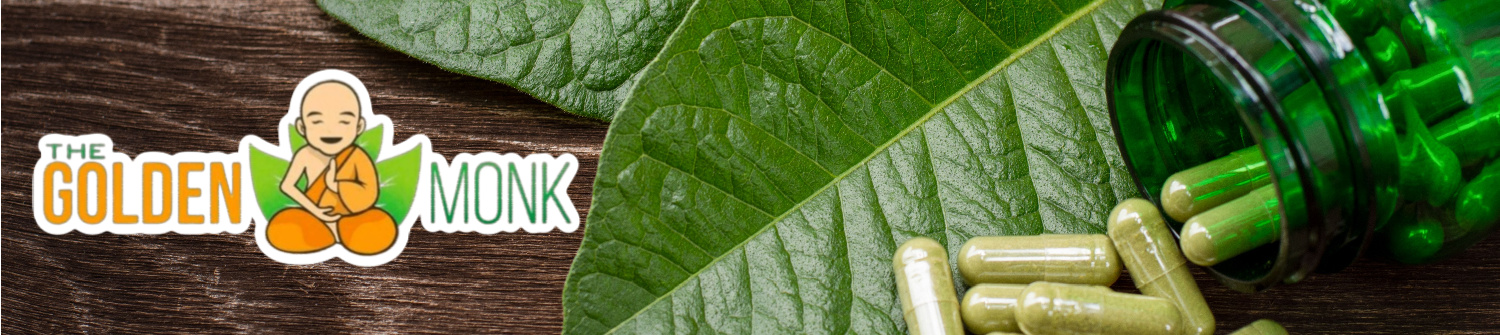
[266,80,397,255]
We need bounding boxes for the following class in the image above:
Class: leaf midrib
[595,0,1117,332]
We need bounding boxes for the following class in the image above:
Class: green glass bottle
[1107,0,1500,291]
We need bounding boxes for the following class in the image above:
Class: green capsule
[1384,209,1445,264]
[1397,17,1442,63]
[1229,319,1288,335]
[1326,0,1384,37]
[894,237,963,335]
[1180,185,1281,266]
[1159,146,1272,222]
[1108,198,1215,335]
[1434,98,1500,166]
[1456,162,1500,232]
[1384,61,1472,128]
[960,284,1027,334]
[1398,106,1463,206]
[1397,17,1428,63]
[1015,282,1183,335]
[957,235,1121,286]
[1365,27,1413,80]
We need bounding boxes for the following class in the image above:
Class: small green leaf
[317,0,697,120]
[248,147,297,219]
[374,143,424,223]
[564,0,1159,333]
[357,124,386,159]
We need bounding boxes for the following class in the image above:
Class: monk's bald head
[298,81,364,155]
[302,81,360,116]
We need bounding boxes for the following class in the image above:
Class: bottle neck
[1108,0,1393,292]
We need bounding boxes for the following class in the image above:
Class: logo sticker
[33,70,580,266]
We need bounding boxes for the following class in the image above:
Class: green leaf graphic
[249,124,422,223]
[317,0,695,120]
[374,144,424,223]
[564,0,1158,333]
[249,147,297,217]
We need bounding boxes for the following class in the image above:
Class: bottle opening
[1109,32,1284,290]
[1109,37,1258,203]
[1106,4,1351,292]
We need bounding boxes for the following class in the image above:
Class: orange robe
[267,146,396,255]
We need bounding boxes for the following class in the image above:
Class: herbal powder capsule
[1180,185,1282,266]
[1109,198,1216,335]
[959,284,1027,334]
[956,235,1121,286]
[1229,319,1288,335]
[1159,145,1272,223]
[1015,282,1182,335]
[893,237,963,335]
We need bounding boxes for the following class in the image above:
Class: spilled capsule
[893,237,963,335]
[1015,282,1183,335]
[957,235,1120,286]
[1229,319,1288,335]
[1109,198,1215,335]
[960,284,1027,334]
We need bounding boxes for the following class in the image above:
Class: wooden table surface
[4,1,1499,334]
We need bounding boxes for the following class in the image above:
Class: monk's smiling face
[297,81,364,156]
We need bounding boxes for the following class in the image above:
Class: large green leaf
[317,0,695,120]
[564,0,1158,333]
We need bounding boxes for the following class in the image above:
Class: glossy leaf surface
[564,0,1157,332]
[319,0,694,120]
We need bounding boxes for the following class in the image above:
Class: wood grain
[3,0,1498,334]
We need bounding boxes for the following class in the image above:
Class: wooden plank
[4,0,1500,333]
